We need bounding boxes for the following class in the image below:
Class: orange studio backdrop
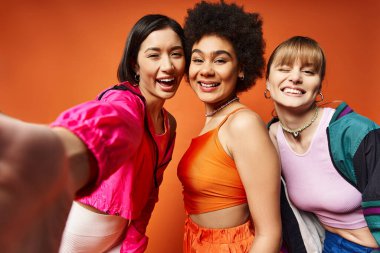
[0,0,379,252]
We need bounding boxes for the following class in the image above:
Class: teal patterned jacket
[270,102,380,252]
[327,102,380,244]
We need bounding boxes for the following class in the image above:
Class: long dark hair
[117,14,185,84]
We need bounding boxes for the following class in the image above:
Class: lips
[157,77,176,86]
[155,77,178,92]
[282,87,305,95]
[199,81,220,88]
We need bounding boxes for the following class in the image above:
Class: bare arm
[0,115,76,252]
[0,113,96,252]
[223,110,282,253]
[52,127,94,194]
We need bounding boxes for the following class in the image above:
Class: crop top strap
[217,107,246,130]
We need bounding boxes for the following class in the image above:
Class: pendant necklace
[279,107,319,138]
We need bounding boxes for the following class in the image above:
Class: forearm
[52,127,94,194]
[249,233,281,253]
[0,115,75,252]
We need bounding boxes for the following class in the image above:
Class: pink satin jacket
[51,82,175,252]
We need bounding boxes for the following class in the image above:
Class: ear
[266,81,270,90]
[238,67,244,80]
[134,63,140,75]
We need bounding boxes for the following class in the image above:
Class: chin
[194,93,214,103]
[281,101,313,110]
[159,91,177,100]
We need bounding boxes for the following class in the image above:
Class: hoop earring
[315,92,324,102]
[271,109,278,118]
[264,89,271,99]
[134,74,140,82]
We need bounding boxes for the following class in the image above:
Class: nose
[200,62,215,77]
[288,69,302,84]
[161,56,174,73]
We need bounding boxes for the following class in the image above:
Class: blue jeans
[323,230,380,253]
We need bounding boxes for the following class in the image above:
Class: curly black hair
[184,0,265,93]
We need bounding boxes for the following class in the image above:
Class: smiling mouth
[199,82,220,88]
[157,78,176,86]
[282,87,305,95]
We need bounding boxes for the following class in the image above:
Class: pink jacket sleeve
[51,91,145,192]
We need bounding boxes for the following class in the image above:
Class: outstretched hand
[0,114,75,253]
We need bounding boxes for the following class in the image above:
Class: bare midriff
[189,203,250,229]
[324,224,378,248]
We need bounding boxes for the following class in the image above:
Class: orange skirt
[183,217,254,253]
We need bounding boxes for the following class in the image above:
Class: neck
[139,88,165,116]
[140,89,165,133]
[275,104,319,138]
[205,95,239,117]
[146,103,165,135]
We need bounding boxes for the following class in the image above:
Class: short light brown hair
[266,36,326,81]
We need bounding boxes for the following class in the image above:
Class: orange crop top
[177,108,247,214]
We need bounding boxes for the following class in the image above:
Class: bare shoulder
[225,108,266,133]
[268,121,279,142]
[218,107,275,156]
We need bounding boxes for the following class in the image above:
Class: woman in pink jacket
[0,14,185,253]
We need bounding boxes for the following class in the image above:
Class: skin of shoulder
[268,121,280,153]
[219,108,282,252]
[219,108,270,156]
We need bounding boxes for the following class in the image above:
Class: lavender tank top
[277,108,366,229]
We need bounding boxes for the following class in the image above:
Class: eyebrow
[301,63,315,68]
[191,49,232,58]
[274,62,315,68]
[144,45,183,53]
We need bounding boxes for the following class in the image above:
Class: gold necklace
[279,107,319,138]
[205,97,239,117]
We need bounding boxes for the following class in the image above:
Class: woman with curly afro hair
[177,1,282,252]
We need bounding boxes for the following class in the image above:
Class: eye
[278,67,290,72]
[214,58,227,64]
[147,54,160,59]
[191,57,204,64]
[171,51,184,58]
[302,69,315,75]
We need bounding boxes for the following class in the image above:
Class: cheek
[175,60,186,74]
[310,79,322,92]
[138,66,151,78]
[188,66,198,82]
[136,58,149,73]
[267,81,275,91]
[316,83,322,92]
[268,76,279,87]
[216,67,236,85]
[172,56,185,65]
[223,71,235,81]
[268,74,284,88]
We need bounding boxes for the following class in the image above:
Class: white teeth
[283,88,302,94]
[200,82,219,88]
[158,78,175,83]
